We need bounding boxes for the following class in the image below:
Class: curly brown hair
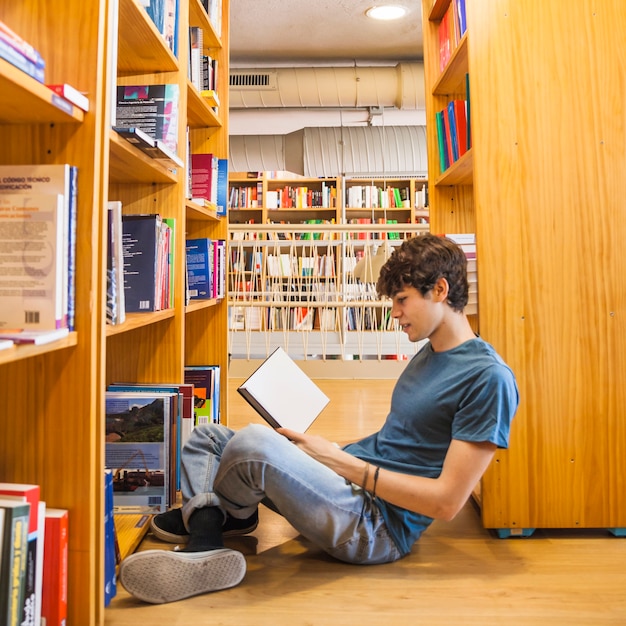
[376,233,469,312]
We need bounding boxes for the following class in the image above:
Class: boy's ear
[432,277,449,302]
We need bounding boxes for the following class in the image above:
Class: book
[103,470,116,607]
[105,391,173,513]
[0,33,44,83]
[184,365,221,426]
[186,238,213,299]
[0,498,30,626]
[0,328,69,345]
[106,201,126,325]
[0,338,14,350]
[190,153,218,204]
[0,484,43,626]
[41,508,68,626]
[115,84,180,154]
[121,213,162,312]
[46,83,89,112]
[216,158,228,216]
[237,347,330,432]
[0,163,77,331]
[0,193,66,331]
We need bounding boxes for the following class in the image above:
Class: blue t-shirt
[344,337,519,555]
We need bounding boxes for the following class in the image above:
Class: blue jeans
[180,423,402,565]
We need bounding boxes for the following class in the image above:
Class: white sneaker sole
[119,548,246,604]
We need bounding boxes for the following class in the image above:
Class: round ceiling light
[366,5,408,20]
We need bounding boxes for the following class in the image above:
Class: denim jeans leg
[213,424,401,564]
[180,423,236,526]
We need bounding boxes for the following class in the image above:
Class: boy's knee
[223,424,281,461]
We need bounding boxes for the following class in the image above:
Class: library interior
[0,1,625,624]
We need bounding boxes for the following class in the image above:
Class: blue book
[186,238,213,299]
[103,470,116,607]
[216,158,229,216]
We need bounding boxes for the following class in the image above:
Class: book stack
[120,213,175,313]
[0,483,72,626]
[438,0,466,72]
[185,238,226,301]
[0,164,78,336]
[115,84,181,158]
[143,0,179,56]
[0,19,45,83]
[435,91,469,174]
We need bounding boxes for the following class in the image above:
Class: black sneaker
[151,507,259,544]
[223,509,259,537]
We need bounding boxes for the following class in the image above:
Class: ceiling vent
[230,70,278,91]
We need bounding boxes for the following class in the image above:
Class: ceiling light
[366,5,408,20]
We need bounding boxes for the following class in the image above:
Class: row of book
[189,26,220,101]
[435,87,471,173]
[345,218,405,240]
[0,483,68,626]
[438,0,467,72]
[265,184,338,210]
[0,163,78,344]
[345,185,410,209]
[186,237,227,301]
[190,153,229,215]
[104,366,221,514]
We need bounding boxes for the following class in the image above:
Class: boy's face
[390,283,444,343]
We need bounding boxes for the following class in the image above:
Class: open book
[237,347,330,432]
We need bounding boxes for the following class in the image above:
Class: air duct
[229,126,428,178]
[229,63,425,110]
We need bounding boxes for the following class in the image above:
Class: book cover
[0,193,65,331]
[184,365,220,426]
[106,201,126,325]
[115,84,180,154]
[190,153,217,203]
[121,213,161,312]
[105,391,172,513]
[186,238,213,299]
[162,217,176,309]
[41,508,68,626]
[0,484,42,626]
[103,470,116,607]
[0,163,75,330]
[237,347,330,432]
[46,83,89,112]
[0,36,45,83]
[452,99,468,157]
[0,499,30,626]
[216,158,228,216]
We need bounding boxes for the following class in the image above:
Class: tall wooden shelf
[422,0,626,535]
[0,0,230,623]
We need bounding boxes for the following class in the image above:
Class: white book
[237,347,330,432]
[0,193,65,330]
[0,327,70,345]
[0,163,74,329]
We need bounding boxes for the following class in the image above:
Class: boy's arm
[279,428,496,521]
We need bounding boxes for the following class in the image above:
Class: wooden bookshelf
[0,0,230,623]
[422,0,626,535]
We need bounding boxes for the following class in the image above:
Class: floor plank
[105,377,626,625]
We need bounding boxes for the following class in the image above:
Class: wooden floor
[105,378,626,625]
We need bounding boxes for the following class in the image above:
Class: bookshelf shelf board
[187,83,222,128]
[434,148,473,186]
[117,0,179,74]
[428,0,452,21]
[186,199,221,221]
[0,59,84,124]
[189,0,222,48]
[432,34,469,95]
[186,298,219,314]
[0,333,77,366]
[105,310,176,337]
[109,130,179,184]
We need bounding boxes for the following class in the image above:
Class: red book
[46,83,89,112]
[452,99,468,157]
[41,509,69,626]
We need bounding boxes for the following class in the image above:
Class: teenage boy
[119,233,519,604]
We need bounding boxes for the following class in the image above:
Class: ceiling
[228,0,425,136]
[229,0,424,67]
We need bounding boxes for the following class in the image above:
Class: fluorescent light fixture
[366,5,408,20]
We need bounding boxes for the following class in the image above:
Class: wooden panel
[468,0,626,529]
